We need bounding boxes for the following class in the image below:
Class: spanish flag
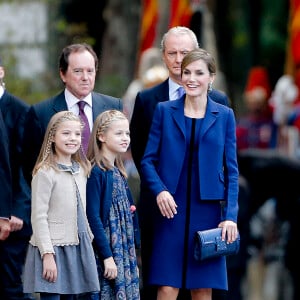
[169,0,193,28]
[287,0,300,102]
[290,0,300,65]
[138,0,159,53]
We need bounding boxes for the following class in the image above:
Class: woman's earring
[208,82,213,92]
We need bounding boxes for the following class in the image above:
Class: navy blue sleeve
[86,167,113,259]
[0,110,12,218]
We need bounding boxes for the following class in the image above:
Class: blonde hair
[87,110,128,178]
[33,111,91,176]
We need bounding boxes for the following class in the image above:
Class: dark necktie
[77,101,90,154]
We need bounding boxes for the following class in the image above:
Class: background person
[236,66,277,151]
[0,109,12,241]
[123,47,166,122]
[0,55,33,300]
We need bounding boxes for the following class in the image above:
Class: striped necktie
[177,86,185,98]
[78,101,90,154]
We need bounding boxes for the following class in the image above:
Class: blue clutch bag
[194,228,240,261]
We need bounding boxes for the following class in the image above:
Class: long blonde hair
[87,110,128,178]
[32,111,91,176]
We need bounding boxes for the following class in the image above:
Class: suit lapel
[0,91,12,116]
[52,92,68,112]
[148,80,170,118]
[91,92,102,120]
[91,92,116,121]
[154,79,170,104]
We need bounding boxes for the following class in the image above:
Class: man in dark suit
[0,56,33,299]
[130,27,229,300]
[22,43,123,185]
[0,109,12,241]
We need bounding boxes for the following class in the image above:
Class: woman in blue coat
[140,49,239,300]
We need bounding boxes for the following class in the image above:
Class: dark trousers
[0,234,32,300]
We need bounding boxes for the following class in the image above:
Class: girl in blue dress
[86,110,140,300]
[23,111,100,299]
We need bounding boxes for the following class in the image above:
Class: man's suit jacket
[130,79,229,173]
[22,91,122,185]
[141,97,239,221]
[0,109,12,218]
[0,91,30,232]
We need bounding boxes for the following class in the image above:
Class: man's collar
[0,86,4,99]
[64,89,92,108]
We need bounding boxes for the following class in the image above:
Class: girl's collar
[57,160,80,174]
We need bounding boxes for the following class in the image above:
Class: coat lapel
[200,98,219,138]
[170,98,186,138]
[169,97,220,141]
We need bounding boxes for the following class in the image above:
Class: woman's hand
[42,253,57,282]
[218,220,239,243]
[156,191,177,218]
[103,257,117,280]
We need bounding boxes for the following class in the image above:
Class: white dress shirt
[168,78,183,101]
[64,89,93,131]
[0,86,4,98]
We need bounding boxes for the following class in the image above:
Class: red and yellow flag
[169,0,193,28]
[290,0,300,64]
[287,0,300,102]
[138,0,159,53]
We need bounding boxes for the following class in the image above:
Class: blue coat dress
[140,96,239,290]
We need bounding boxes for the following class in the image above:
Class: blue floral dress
[98,167,140,300]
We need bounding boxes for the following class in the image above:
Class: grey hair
[160,26,199,52]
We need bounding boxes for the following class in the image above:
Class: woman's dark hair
[181,48,216,76]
